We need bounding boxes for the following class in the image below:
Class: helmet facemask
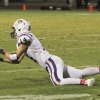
[10,27,17,39]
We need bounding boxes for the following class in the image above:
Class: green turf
[0,10,100,99]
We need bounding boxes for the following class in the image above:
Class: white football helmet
[11,19,31,38]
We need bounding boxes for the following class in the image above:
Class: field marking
[1,34,100,41]
[48,46,100,52]
[63,12,100,16]
[0,64,98,73]
[0,94,91,100]
[0,68,44,73]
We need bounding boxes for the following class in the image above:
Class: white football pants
[46,55,100,85]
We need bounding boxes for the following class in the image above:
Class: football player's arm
[0,44,27,64]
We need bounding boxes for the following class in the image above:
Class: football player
[0,19,100,86]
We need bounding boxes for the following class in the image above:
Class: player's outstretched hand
[0,49,5,55]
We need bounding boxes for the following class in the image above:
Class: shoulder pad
[18,34,32,46]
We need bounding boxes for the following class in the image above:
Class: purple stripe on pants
[48,58,61,82]
[46,62,56,85]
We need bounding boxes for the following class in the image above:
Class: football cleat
[86,78,95,86]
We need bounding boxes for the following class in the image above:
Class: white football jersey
[16,32,51,68]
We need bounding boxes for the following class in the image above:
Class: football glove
[0,49,6,55]
[0,57,4,62]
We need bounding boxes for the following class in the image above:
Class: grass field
[0,10,100,100]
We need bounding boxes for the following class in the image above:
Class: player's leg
[57,64,84,85]
[64,65,100,78]
[63,65,82,78]
[60,77,95,86]
[61,66,95,86]
[56,63,95,86]
[46,56,95,86]
[81,67,100,77]
[46,56,63,85]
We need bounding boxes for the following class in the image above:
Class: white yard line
[0,68,44,73]
[65,46,100,49]
[1,34,100,41]
[0,64,98,73]
[48,46,100,51]
[30,35,100,40]
[68,13,100,16]
[0,94,91,100]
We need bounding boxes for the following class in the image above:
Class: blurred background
[0,0,100,11]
